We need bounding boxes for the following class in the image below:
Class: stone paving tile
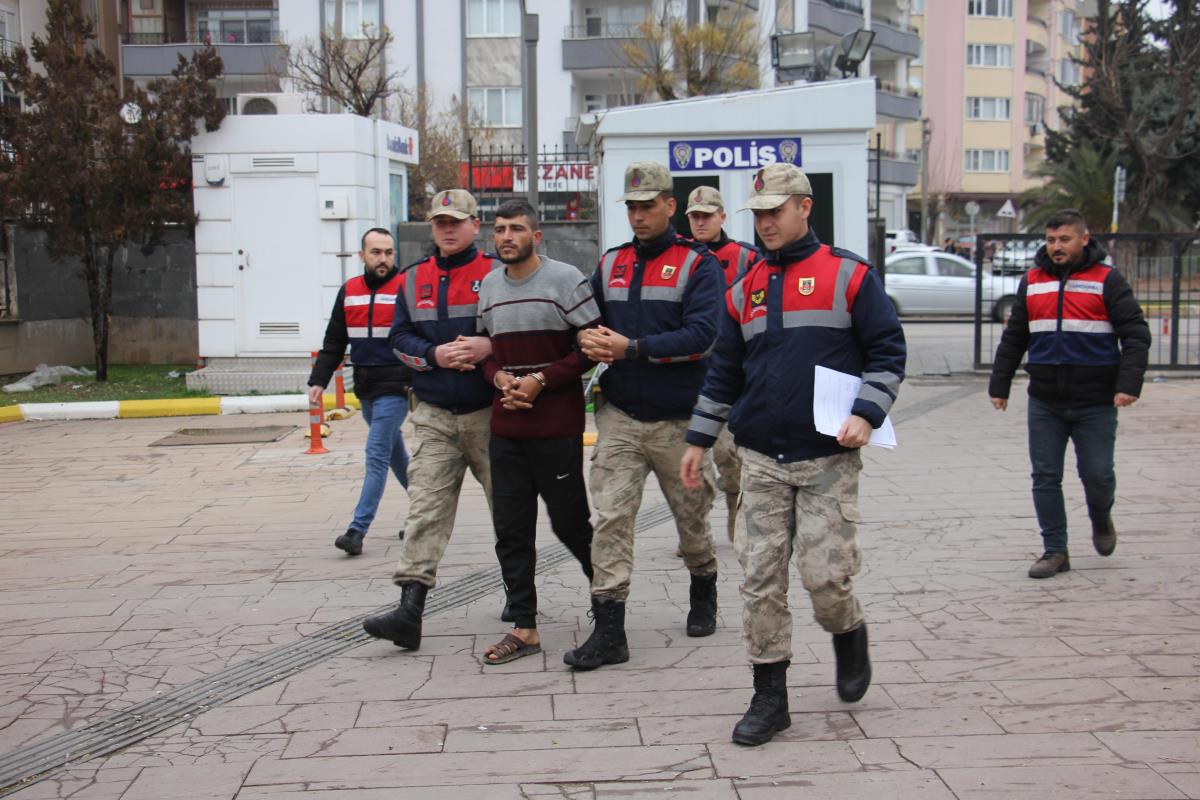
[242,745,713,788]
[592,780,740,799]
[852,707,1005,738]
[936,764,1186,800]
[892,732,1118,768]
[986,700,1200,733]
[237,788,528,800]
[122,763,252,800]
[637,711,861,745]
[733,771,957,799]
[708,739,863,777]
[282,725,445,758]
[441,719,640,752]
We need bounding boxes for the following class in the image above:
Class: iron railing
[972,233,1200,370]
[465,140,598,223]
[121,28,285,46]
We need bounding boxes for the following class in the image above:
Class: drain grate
[0,502,679,796]
[151,426,296,447]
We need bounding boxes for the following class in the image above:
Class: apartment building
[906,0,1089,238]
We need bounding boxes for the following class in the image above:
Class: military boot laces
[362,582,427,650]
[686,572,718,637]
[732,661,792,746]
[563,597,629,670]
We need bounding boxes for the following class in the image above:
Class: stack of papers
[812,365,897,449]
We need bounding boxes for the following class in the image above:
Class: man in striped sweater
[475,199,600,664]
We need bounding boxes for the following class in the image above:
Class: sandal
[482,632,542,665]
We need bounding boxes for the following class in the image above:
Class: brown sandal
[482,632,541,665]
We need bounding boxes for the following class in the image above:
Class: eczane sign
[513,162,597,192]
[668,137,802,172]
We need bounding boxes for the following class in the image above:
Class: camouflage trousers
[589,400,717,601]
[392,396,492,589]
[714,427,742,542]
[736,448,864,664]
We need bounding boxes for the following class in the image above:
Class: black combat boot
[334,529,364,556]
[362,582,428,650]
[731,661,791,746]
[833,623,872,702]
[1092,517,1117,556]
[562,597,630,670]
[686,572,718,637]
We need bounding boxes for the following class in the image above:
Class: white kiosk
[577,80,875,255]
[189,113,419,367]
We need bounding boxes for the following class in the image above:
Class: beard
[498,240,535,264]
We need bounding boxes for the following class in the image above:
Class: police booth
[576,80,875,256]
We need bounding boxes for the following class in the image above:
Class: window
[967,43,1013,67]
[968,0,1013,17]
[935,257,973,278]
[888,257,927,276]
[964,149,1010,172]
[468,87,522,127]
[1025,93,1045,124]
[467,0,521,36]
[912,0,925,12]
[324,0,380,37]
[1059,10,1081,44]
[1059,58,1081,86]
[966,97,1011,120]
[198,8,278,43]
[584,92,642,112]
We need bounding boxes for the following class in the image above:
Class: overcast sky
[1145,0,1171,19]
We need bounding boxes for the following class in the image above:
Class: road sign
[964,201,981,217]
[996,199,1017,218]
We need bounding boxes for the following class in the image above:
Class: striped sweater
[477,257,601,439]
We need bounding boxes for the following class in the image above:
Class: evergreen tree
[1053,0,1200,231]
[0,0,225,379]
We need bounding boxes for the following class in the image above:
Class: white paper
[812,365,898,449]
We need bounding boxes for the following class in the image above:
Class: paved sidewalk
[1,375,1198,799]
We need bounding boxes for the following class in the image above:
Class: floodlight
[834,29,875,77]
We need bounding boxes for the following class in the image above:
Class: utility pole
[522,11,539,213]
[919,117,932,244]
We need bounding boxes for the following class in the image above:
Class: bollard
[1162,316,1171,337]
[305,351,329,454]
[335,356,347,409]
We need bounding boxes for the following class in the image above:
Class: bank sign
[667,137,802,172]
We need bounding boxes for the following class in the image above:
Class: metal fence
[972,233,1200,370]
[464,140,597,223]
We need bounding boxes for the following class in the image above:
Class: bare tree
[285,25,401,117]
[621,6,761,101]
[390,87,478,219]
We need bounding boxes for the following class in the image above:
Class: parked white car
[884,251,1021,321]
[886,229,922,253]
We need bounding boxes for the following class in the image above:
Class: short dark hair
[1044,209,1088,234]
[361,227,394,251]
[494,199,540,231]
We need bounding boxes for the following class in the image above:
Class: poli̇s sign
[668,138,802,172]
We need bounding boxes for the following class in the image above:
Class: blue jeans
[1027,396,1117,553]
[350,393,410,534]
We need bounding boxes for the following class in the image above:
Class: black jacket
[989,240,1150,408]
[309,267,413,401]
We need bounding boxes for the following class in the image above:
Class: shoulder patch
[829,245,872,269]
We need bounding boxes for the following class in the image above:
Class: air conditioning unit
[236,93,307,116]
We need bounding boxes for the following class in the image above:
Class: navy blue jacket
[591,227,723,421]
[687,231,906,463]
[388,246,500,414]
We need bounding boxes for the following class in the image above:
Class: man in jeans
[990,208,1150,579]
[475,199,599,664]
[308,227,411,556]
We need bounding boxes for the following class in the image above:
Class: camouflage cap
[617,161,673,202]
[428,189,478,220]
[739,163,814,211]
[685,185,725,214]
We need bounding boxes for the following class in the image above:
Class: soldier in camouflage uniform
[682,163,906,746]
[685,185,762,542]
[563,162,725,671]
[363,189,501,651]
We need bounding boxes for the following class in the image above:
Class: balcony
[561,24,650,71]
[121,30,286,78]
[868,149,919,186]
[870,15,921,59]
[809,0,865,39]
[875,80,921,120]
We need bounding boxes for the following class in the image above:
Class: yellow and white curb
[1,394,361,424]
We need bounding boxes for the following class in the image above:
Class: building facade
[905,0,1089,239]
